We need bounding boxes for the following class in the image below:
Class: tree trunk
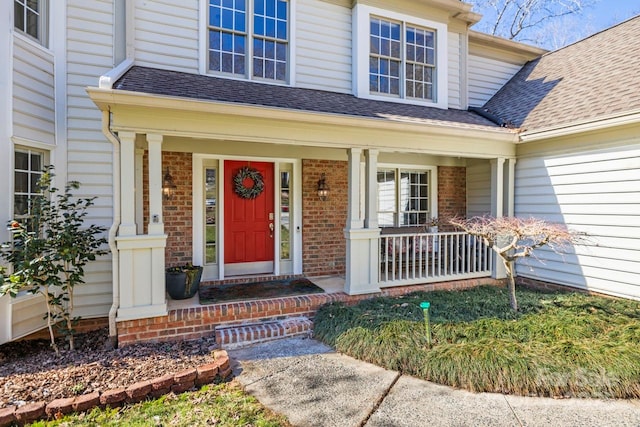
[43,286,59,354]
[66,266,75,351]
[504,260,518,312]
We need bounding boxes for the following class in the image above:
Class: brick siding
[437,166,466,227]
[143,151,194,267]
[302,159,348,276]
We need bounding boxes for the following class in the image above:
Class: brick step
[215,317,313,349]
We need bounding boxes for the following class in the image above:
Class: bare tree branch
[467,0,596,48]
[449,216,586,311]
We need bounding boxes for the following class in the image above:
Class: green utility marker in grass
[420,301,432,347]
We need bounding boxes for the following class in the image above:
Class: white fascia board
[352,4,448,110]
[86,87,517,142]
[519,110,640,142]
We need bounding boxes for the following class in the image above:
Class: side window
[204,167,218,264]
[14,148,45,222]
[14,0,48,47]
[280,168,291,260]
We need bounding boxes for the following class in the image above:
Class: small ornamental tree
[449,216,584,311]
[0,167,108,352]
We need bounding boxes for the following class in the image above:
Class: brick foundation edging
[0,351,233,427]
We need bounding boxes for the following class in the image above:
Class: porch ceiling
[87,67,519,159]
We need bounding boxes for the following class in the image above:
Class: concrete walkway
[229,337,640,427]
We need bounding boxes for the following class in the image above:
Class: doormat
[199,277,325,305]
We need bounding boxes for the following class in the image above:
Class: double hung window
[14,0,48,46]
[370,17,436,100]
[208,0,289,82]
[377,168,433,227]
[14,149,44,221]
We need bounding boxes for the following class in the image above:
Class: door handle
[269,222,274,238]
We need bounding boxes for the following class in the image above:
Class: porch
[118,274,504,347]
[116,229,497,347]
[87,65,519,346]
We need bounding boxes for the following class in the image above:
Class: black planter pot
[166,266,203,300]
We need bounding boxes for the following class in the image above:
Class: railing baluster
[377,231,493,285]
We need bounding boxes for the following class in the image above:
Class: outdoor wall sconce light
[317,172,329,201]
[163,167,177,200]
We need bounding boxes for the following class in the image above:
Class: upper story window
[354,5,448,109]
[370,18,436,101]
[208,0,289,82]
[14,0,48,47]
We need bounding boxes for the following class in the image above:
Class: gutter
[102,110,121,348]
[469,106,513,128]
[96,59,133,348]
[519,110,640,142]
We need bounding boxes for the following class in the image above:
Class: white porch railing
[379,231,493,286]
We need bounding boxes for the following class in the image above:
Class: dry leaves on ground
[0,328,217,408]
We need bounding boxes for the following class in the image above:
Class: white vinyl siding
[515,147,640,301]
[12,37,55,145]
[466,160,491,217]
[468,54,521,107]
[135,0,199,73]
[296,0,351,93]
[447,31,461,109]
[10,294,48,340]
[65,0,115,319]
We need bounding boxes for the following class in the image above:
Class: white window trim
[376,164,438,228]
[13,146,48,220]
[13,0,49,48]
[352,4,448,109]
[198,0,297,86]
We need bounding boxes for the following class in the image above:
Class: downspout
[102,110,121,348]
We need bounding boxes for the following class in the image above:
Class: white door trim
[193,154,302,281]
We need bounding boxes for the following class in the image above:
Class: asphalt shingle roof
[113,66,505,132]
[483,15,640,133]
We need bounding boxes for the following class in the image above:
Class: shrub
[0,167,108,352]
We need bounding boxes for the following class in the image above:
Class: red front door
[224,161,275,273]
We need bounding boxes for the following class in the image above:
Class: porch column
[146,133,164,235]
[490,158,507,279]
[115,132,168,322]
[119,131,137,236]
[364,149,379,229]
[347,148,364,229]
[490,158,505,218]
[344,148,381,295]
[505,158,516,217]
[135,148,144,234]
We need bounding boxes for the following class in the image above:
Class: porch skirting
[116,277,506,346]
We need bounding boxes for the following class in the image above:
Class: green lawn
[313,285,640,398]
[29,383,290,427]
